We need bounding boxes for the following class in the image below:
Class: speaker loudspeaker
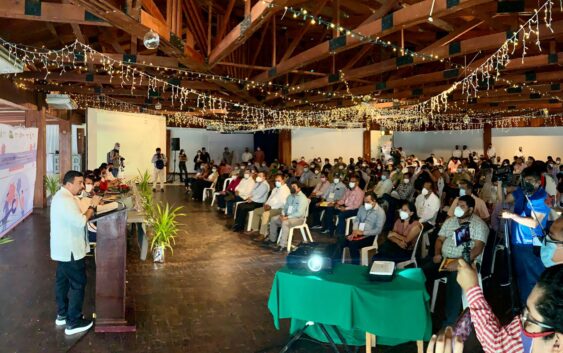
[171,138,180,151]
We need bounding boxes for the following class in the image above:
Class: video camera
[493,165,513,184]
[454,222,472,263]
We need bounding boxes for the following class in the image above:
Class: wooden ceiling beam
[208,0,288,67]
[141,0,166,23]
[253,0,494,82]
[0,1,111,26]
[214,0,236,46]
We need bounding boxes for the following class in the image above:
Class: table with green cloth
[267,264,432,349]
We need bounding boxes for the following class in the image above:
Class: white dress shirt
[241,152,253,163]
[235,177,256,199]
[415,192,441,225]
[266,184,291,209]
[50,187,89,262]
[452,149,462,158]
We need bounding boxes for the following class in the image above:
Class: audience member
[309,175,346,228]
[251,175,291,240]
[448,179,490,221]
[226,171,255,215]
[254,147,265,164]
[268,181,308,251]
[232,172,270,232]
[321,176,365,237]
[415,181,441,231]
[374,171,393,197]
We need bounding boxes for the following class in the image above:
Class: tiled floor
[0,185,501,353]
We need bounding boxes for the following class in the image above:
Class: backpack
[107,151,112,164]
[155,158,165,170]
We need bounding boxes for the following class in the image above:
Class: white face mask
[256,176,264,183]
[421,188,429,196]
[333,178,340,184]
[212,168,217,172]
[403,178,409,184]
[320,177,327,182]
[304,168,309,172]
[454,206,465,218]
[314,170,320,174]
[399,210,410,220]
[381,175,387,181]
[275,181,282,188]
[85,184,93,193]
[349,182,356,189]
[459,188,466,197]
[364,203,373,211]
[244,174,250,179]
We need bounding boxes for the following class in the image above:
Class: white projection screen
[291,128,364,161]
[87,108,167,179]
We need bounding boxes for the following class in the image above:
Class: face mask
[457,169,462,174]
[275,181,282,188]
[459,188,466,197]
[399,210,410,220]
[523,181,536,194]
[339,165,344,169]
[304,168,309,172]
[85,184,93,193]
[403,178,409,184]
[381,175,387,181]
[314,170,319,174]
[541,242,561,267]
[244,174,250,179]
[241,166,246,170]
[290,188,297,194]
[557,160,561,165]
[349,182,356,189]
[212,168,217,172]
[320,177,326,182]
[256,176,264,183]
[377,166,382,170]
[454,206,465,218]
[421,188,429,196]
[248,163,252,166]
[364,203,373,211]
[333,178,340,184]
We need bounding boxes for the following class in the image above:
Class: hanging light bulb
[143,30,160,50]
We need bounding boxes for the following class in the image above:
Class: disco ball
[143,30,160,50]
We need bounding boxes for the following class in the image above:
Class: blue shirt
[283,191,308,219]
[250,182,270,203]
[511,187,549,245]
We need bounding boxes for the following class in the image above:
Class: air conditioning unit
[0,45,24,74]
[46,94,78,110]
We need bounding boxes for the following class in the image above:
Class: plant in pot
[0,237,14,246]
[150,203,184,263]
[44,175,60,206]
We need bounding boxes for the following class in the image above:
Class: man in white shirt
[151,147,167,192]
[515,146,524,159]
[374,171,393,198]
[241,147,253,163]
[251,174,290,239]
[415,181,441,231]
[51,171,100,336]
[461,145,469,159]
[226,171,255,215]
[452,145,462,158]
[486,143,496,160]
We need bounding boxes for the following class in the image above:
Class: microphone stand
[499,180,518,317]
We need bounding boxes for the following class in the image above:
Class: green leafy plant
[44,175,60,198]
[136,170,154,219]
[0,237,13,246]
[150,203,184,255]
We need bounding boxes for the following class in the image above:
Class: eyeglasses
[520,307,555,338]
[545,234,563,245]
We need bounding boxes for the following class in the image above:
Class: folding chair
[211,177,234,206]
[277,200,314,253]
[202,180,217,203]
[396,227,425,269]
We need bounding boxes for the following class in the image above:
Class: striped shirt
[466,286,523,353]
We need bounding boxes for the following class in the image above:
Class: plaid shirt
[467,286,523,353]
[337,187,365,210]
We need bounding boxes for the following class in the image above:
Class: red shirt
[99,180,109,192]
[467,286,523,353]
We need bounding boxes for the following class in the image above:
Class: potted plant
[150,203,184,263]
[44,175,60,206]
[0,237,13,246]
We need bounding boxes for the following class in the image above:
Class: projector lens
[307,255,323,272]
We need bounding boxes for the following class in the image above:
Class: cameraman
[499,167,549,306]
[422,195,489,326]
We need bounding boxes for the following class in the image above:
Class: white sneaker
[65,318,93,335]
[55,315,66,326]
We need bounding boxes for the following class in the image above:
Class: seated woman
[373,201,422,264]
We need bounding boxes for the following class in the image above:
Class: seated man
[415,181,441,232]
[300,166,320,196]
[422,195,488,326]
[374,171,393,198]
[268,181,309,251]
[216,172,242,211]
[232,172,270,232]
[309,172,330,203]
[309,175,346,228]
[321,176,365,237]
[250,174,290,240]
[226,171,255,215]
[447,179,490,221]
[339,193,385,265]
[392,172,414,201]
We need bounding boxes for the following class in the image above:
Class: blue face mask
[541,242,560,267]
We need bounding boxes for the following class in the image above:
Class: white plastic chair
[344,216,357,236]
[396,227,425,269]
[277,199,314,253]
[233,201,245,219]
[211,177,234,206]
[202,179,217,203]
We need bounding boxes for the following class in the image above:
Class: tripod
[167,150,178,183]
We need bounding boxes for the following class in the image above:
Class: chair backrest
[223,177,234,191]
[302,199,311,225]
[409,226,425,263]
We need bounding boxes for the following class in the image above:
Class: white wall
[87,108,166,179]
[291,128,364,161]
[393,129,484,160]
[492,127,563,160]
[168,128,254,171]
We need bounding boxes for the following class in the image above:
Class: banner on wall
[0,124,38,238]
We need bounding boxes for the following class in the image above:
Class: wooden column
[483,123,492,155]
[278,129,291,165]
[59,119,72,177]
[363,130,371,160]
[77,127,85,171]
[166,129,171,174]
[25,108,47,208]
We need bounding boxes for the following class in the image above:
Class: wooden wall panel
[25,108,47,208]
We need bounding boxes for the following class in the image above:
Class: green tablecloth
[267,264,432,346]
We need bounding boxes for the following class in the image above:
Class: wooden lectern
[93,207,136,332]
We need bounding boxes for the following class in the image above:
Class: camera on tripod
[493,165,513,184]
